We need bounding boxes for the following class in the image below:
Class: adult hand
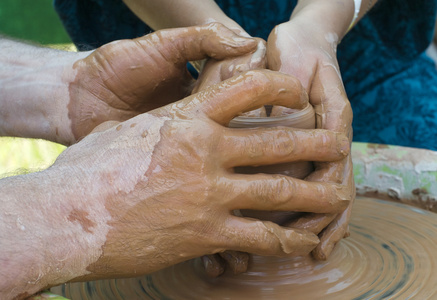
[2,70,352,299]
[68,23,258,142]
[4,70,354,299]
[266,19,355,260]
[70,70,350,281]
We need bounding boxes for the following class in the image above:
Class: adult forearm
[0,39,87,145]
[122,0,247,35]
[0,166,110,299]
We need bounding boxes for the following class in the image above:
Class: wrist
[290,0,355,42]
[0,40,88,145]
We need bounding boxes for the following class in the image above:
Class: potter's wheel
[51,196,437,299]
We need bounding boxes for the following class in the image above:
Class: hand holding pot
[0,70,352,299]
[68,23,259,142]
[266,17,355,260]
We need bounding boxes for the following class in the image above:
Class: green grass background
[0,0,71,44]
[0,0,71,178]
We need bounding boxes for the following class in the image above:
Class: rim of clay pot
[229,104,314,128]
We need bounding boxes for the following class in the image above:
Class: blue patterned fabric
[54,0,150,50]
[54,0,437,150]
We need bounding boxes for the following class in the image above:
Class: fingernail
[312,247,327,261]
[201,255,225,278]
[344,226,351,238]
[232,35,255,43]
[337,135,350,156]
[323,243,334,258]
[231,38,258,50]
[315,242,334,261]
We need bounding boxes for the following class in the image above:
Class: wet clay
[67,23,258,142]
[51,196,437,299]
[4,70,343,300]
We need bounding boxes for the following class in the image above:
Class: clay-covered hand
[68,23,258,141]
[267,20,355,260]
[2,70,353,298]
[56,70,350,283]
[192,38,267,93]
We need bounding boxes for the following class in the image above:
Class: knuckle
[244,70,271,89]
[274,130,297,157]
[222,70,267,105]
[254,176,293,208]
[199,218,227,248]
[243,134,265,159]
[272,176,294,207]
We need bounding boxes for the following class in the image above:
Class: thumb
[137,23,258,64]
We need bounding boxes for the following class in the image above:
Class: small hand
[68,23,258,141]
[57,70,350,281]
[267,20,355,260]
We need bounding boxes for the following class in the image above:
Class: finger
[309,161,347,184]
[193,39,267,94]
[310,60,352,133]
[344,225,351,238]
[139,23,258,65]
[307,52,353,186]
[306,149,355,260]
[179,70,308,125]
[217,216,319,257]
[218,251,249,275]
[220,174,349,213]
[219,39,267,78]
[201,254,225,278]
[191,59,223,93]
[284,213,337,235]
[219,128,349,168]
[245,39,267,70]
[311,201,354,260]
[308,156,355,197]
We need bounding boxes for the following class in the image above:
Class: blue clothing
[54,0,437,150]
